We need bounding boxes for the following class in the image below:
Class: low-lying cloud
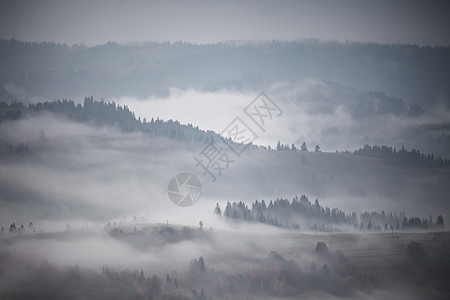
[115,80,450,157]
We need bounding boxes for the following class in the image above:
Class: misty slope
[1,39,450,108]
[4,230,450,299]
[216,148,450,218]
[0,107,449,228]
[2,37,450,157]
[266,80,450,157]
[3,74,450,159]
[1,107,450,299]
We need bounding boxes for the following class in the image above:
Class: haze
[0,0,449,46]
[1,1,450,299]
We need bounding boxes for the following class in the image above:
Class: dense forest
[217,195,445,232]
[0,98,219,151]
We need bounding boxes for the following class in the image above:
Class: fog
[2,224,449,299]
[1,108,449,225]
[1,83,450,297]
[1,4,450,297]
[116,80,450,157]
[2,0,449,46]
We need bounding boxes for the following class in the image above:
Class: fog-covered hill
[1,39,450,109]
[0,99,449,229]
[2,39,450,157]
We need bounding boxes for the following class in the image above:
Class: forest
[217,195,445,232]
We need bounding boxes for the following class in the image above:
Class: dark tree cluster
[276,141,298,151]
[220,196,445,232]
[188,257,206,277]
[1,222,34,234]
[400,215,445,231]
[360,211,404,232]
[0,98,220,145]
[222,195,357,231]
[353,144,450,167]
[357,212,445,232]
[276,141,319,152]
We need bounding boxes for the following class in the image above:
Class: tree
[165,274,172,284]
[149,275,161,296]
[436,215,445,229]
[402,217,408,229]
[224,201,232,217]
[291,143,297,151]
[198,256,206,272]
[276,141,282,151]
[214,203,222,215]
[301,142,308,152]
[321,263,330,275]
[314,145,321,152]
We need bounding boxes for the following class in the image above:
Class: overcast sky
[0,0,449,46]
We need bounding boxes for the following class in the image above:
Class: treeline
[219,195,356,230]
[274,141,449,168]
[353,144,450,167]
[360,211,445,231]
[1,222,35,234]
[217,195,445,232]
[0,97,219,144]
[275,141,320,152]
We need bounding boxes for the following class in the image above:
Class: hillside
[0,99,449,226]
[1,39,450,108]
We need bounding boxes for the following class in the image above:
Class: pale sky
[0,0,449,46]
